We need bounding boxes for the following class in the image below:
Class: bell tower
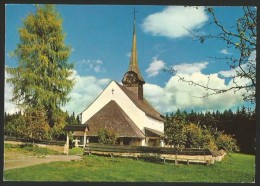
[122,9,145,100]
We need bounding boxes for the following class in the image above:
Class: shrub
[164,116,187,148]
[184,123,213,149]
[215,133,240,152]
[97,129,117,145]
[23,107,50,142]
[206,140,218,151]
[18,143,60,155]
[5,116,27,138]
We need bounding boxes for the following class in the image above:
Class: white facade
[81,81,164,136]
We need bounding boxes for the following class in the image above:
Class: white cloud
[144,58,251,113]
[4,67,110,115]
[219,50,256,86]
[220,49,232,55]
[142,6,208,38]
[6,59,253,116]
[76,59,105,73]
[4,67,19,114]
[126,52,131,58]
[94,65,102,73]
[5,83,20,114]
[218,69,236,78]
[64,66,246,115]
[145,57,165,77]
[173,62,208,75]
[62,70,110,115]
[144,71,247,113]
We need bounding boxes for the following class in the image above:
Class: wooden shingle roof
[73,131,85,136]
[117,83,165,122]
[64,124,87,131]
[85,100,145,138]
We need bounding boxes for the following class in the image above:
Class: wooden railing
[84,143,214,165]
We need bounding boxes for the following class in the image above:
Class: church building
[65,14,165,147]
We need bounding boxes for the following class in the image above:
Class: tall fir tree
[6,5,74,130]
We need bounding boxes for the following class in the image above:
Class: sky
[5,4,256,115]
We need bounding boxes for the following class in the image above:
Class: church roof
[145,127,164,137]
[85,100,145,138]
[73,131,85,136]
[64,124,87,131]
[117,82,165,122]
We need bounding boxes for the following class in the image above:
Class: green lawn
[68,147,84,155]
[4,146,255,182]
[4,143,62,155]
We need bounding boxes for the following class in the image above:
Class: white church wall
[112,85,146,131]
[144,116,164,133]
[81,81,146,131]
[81,82,111,124]
[81,80,164,138]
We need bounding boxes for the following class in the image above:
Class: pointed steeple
[128,9,144,82]
[122,9,145,100]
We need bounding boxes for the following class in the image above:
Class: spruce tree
[6,5,74,131]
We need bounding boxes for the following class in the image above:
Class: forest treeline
[4,106,256,154]
[165,106,256,154]
[4,111,80,141]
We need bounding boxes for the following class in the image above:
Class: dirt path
[4,141,83,170]
[4,153,82,170]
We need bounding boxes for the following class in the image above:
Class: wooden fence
[84,143,214,165]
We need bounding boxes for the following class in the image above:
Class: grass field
[4,143,62,155]
[4,145,255,182]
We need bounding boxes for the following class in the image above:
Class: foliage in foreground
[4,153,255,182]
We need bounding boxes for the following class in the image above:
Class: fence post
[66,131,69,155]
[175,153,178,165]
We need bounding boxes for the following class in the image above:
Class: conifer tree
[6,5,74,130]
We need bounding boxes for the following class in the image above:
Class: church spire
[122,9,145,100]
[129,9,144,82]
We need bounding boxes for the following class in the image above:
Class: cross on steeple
[128,8,144,82]
[122,8,145,100]
[132,8,138,20]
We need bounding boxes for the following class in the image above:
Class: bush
[97,129,117,145]
[206,140,218,151]
[18,143,61,155]
[5,116,27,138]
[184,123,213,149]
[215,133,240,152]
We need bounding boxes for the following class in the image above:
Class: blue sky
[5,5,256,115]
